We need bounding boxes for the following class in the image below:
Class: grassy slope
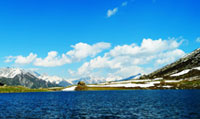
[0,86,65,93]
[76,86,143,91]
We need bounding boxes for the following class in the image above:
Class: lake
[0,90,200,119]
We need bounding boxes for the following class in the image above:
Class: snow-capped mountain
[0,67,72,88]
[0,67,27,78]
[70,75,136,85]
[69,73,143,85]
[38,75,72,87]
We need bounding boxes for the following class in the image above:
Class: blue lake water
[0,90,200,119]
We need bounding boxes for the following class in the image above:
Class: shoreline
[73,86,200,91]
[0,86,65,93]
[1,87,200,93]
[1,78,200,93]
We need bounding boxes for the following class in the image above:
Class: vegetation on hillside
[0,86,65,93]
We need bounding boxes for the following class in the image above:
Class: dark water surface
[0,90,200,119]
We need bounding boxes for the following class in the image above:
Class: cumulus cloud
[75,38,185,79]
[67,42,111,61]
[155,49,185,65]
[196,37,200,43]
[34,51,71,67]
[5,53,37,64]
[34,42,110,67]
[15,53,37,64]
[5,42,110,67]
[107,8,118,18]
[108,38,182,57]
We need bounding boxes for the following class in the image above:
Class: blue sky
[0,0,200,80]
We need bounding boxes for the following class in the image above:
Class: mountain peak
[0,67,26,78]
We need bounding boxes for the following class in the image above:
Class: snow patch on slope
[0,68,26,78]
[194,66,200,70]
[171,69,190,77]
[171,66,200,77]
[62,86,76,91]
[88,81,160,88]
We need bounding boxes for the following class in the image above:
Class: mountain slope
[0,73,59,89]
[146,48,200,79]
[117,74,142,81]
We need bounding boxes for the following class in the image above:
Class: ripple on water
[0,90,200,119]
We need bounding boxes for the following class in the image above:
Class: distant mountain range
[70,74,142,84]
[71,76,106,85]
[0,68,72,88]
[0,67,122,88]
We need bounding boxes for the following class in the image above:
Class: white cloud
[155,49,185,65]
[107,8,118,18]
[107,1,129,18]
[5,53,37,64]
[34,51,71,67]
[67,42,111,61]
[15,53,37,64]
[196,37,200,43]
[5,42,110,67]
[110,38,182,58]
[34,42,110,67]
[105,73,122,82]
[122,1,128,6]
[75,38,185,80]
